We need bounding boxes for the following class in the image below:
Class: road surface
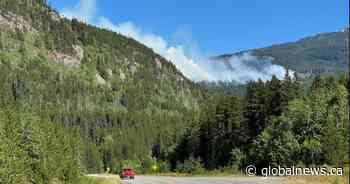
[122,176,283,184]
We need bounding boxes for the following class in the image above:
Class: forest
[0,1,348,184]
[167,73,349,174]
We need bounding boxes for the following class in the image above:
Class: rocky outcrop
[52,45,84,68]
[155,58,162,69]
[95,73,107,85]
[0,10,37,33]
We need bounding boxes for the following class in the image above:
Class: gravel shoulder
[125,176,283,184]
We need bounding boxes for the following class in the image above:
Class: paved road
[122,176,283,184]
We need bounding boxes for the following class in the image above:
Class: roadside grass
[285,167,348,184]
[144,170,244,177]
[82,174,122,184]
[202,169,244,177]
[284,176,347,184]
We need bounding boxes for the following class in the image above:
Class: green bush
[229,148,246,171]
[158,160,171,173]
[175,157,205,175]
[139,155,156,174]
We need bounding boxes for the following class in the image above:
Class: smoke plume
[61,0,288,83]
[202,53,287,83]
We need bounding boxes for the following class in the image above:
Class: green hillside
[217,30,349,75]
[0,0,203,177]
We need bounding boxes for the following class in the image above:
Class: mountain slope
[0,0,203,172]
[217,30,349,75]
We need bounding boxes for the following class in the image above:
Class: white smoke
[61,0,97,23]
[204,53,287,83]
[60,0,288,83]
[97,18,213,81]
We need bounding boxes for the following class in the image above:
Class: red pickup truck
[120,168,135,180]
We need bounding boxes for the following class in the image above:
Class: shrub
[158,160,171,173]
[140,155,157,174]
[230,148,246,171]
[175,157,205,175]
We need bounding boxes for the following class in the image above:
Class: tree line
[163,73,349,174]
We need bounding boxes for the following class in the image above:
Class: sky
[49,0,349,55]
[47,0,349,82]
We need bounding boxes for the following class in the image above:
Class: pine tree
[245,80,268,138]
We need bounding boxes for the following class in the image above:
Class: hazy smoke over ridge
[62,0,288,83]
[203,53,287,83]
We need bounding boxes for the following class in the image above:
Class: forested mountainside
[0,0,204,180]
[217,30,349,75]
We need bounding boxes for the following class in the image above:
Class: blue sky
[47,0,349,82]
[50,0,348,55]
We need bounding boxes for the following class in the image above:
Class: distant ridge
[216,30,349,75]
